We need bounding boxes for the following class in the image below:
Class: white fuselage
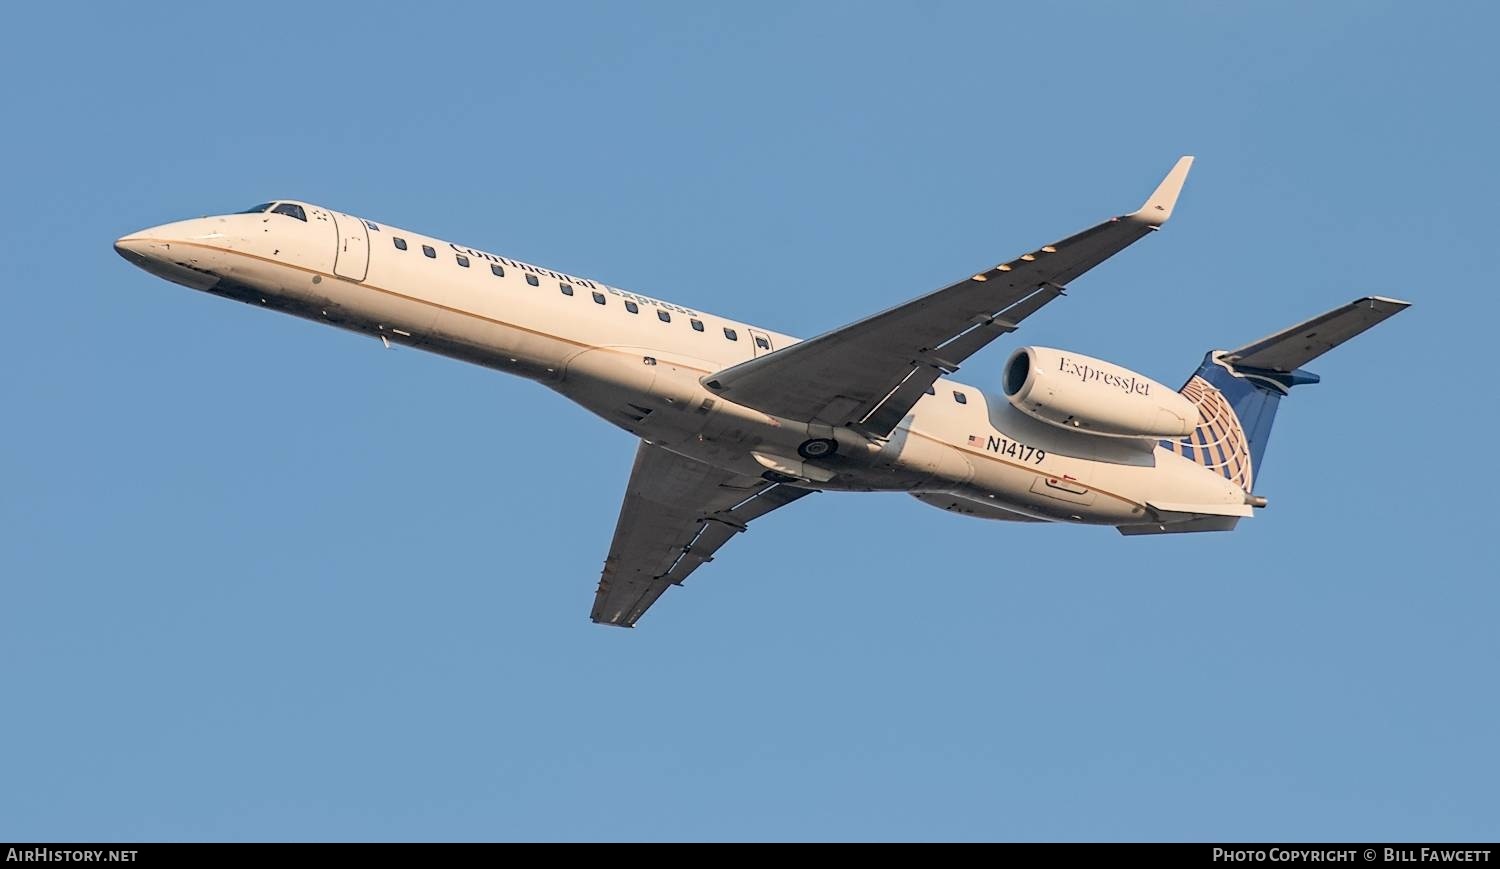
[115,203,1250,527]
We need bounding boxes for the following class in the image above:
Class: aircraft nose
[114,234,145,260]
[112,224,222,291]
[114,226,171,266]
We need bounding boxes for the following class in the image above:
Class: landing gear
[797,438,838,460]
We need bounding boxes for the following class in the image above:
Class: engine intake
[1002,347,1198,438]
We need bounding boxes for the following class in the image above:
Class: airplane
[114,157,1408,628]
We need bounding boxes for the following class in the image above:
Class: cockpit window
[236,202,274,214]
[271,203,307,222]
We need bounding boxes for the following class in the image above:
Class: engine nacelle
[1002,347,1198,438]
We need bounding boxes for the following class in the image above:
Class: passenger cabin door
[749,329,774,357]
[331,212,370,282]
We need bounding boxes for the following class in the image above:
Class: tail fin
[1161,296,1410,492]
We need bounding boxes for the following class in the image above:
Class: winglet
[1130,156,1194,227]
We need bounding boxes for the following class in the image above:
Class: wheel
[797,438,838,460]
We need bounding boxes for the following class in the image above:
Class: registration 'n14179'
[986,435,1045,464]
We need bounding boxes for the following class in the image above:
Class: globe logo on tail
[1159,376,1254,492]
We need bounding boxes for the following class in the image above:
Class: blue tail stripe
[1195,355,1286,477]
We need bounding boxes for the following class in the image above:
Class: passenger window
[422,245,436,258]
[754,335,771,350]
[455,254,470,268]
[364,220,380,231]
[658,310,671,323]
[625,301,639,314]
[953,391,967,405]
[924,385,935,395]
[490,264,504,277]
[690,318,704,332]
[393,237,408,251]
[723,328,738,341]
[592,292,606,305]
[560,284,574,296]
[271,203,307,222]
[525,274,539,287]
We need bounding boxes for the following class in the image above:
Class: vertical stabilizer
[1161,354,1299,492]
[1161,296,1409,493]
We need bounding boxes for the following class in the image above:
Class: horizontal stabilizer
[1224,296,1410,373]
[1118,516,1241,535]
[1147,500,1253,519]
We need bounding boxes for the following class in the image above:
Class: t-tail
[1160,296,1411,495]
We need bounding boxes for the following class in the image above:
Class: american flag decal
[968,435,983,446]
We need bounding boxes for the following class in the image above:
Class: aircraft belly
[954,449,1249,526]
[311,277,439,338]
[423,310,569,381]
[910,492,1046,522]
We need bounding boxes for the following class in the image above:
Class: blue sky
[2,1,1497,842]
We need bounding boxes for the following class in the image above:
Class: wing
[591,442,816,628]
[702,157,1195,436]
